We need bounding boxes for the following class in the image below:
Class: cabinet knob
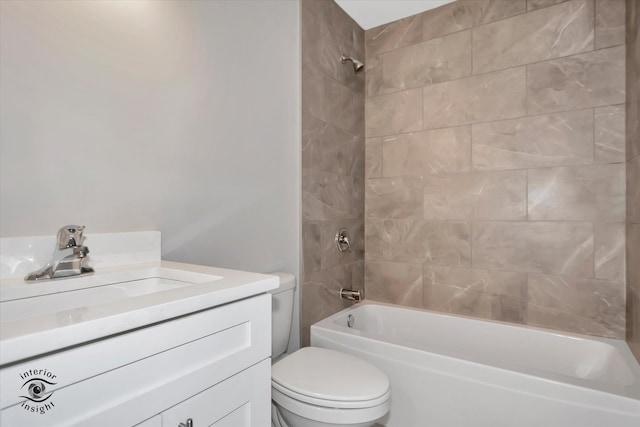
[178,418,193,427]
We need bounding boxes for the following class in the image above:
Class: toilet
[269,273,390,427]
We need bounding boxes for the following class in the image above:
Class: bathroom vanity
[0,231,277,426]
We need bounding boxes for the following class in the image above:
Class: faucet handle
[57,225,86,249]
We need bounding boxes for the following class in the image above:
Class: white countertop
[0,260,278,365]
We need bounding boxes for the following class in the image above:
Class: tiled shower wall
[300,0,365,345]
[627,0,640,361]
[364,0,627,338]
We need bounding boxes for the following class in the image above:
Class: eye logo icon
[21,378,56,403]
[18,368,58,414]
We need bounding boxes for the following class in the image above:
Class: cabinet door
[162,359,270,427]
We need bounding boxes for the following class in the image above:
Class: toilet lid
[271,347,390,404]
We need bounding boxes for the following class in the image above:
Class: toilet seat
[271,347,390,409]
[272,387,390,426]
[272,380,390,409]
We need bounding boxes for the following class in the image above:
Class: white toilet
[269,273,390,427]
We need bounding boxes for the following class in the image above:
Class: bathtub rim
[311,301,640,403]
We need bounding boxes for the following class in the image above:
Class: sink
[0,260,277,366]
[0,231,278,366]
[0,267,222,323]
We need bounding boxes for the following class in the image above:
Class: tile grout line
[471,25,475,76]
[593,221,597,280]
[526,169,530,222]
[469,17,476,254]
[525,49,529,116]
[593,107,597,163]
[366,158,626,179]
[364,217,624,226]
[593,0,596,52]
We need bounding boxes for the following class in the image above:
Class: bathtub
[310,302,640,427]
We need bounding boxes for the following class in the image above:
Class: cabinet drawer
[1,294,270,426]
[162,359,270,427]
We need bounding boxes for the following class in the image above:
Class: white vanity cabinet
[0,294,272,427]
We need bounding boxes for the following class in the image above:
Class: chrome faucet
[25,225,94,282]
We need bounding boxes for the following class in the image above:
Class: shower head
[341,55,364,73]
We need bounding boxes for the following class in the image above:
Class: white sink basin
[0,267,222,323]
[0,261,277,366]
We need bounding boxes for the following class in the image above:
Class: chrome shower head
[341,55,364,73]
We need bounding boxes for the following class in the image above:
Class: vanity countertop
[0,260,278,365]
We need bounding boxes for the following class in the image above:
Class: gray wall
[364,0,627,339]
[626,0,640,362]
[300,0,364,345]
[0,0,301,350]
[0,0,300,280]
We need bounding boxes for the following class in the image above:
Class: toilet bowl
[268,273,390,427]
[271,347,390,427]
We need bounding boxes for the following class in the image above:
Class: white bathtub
[311,302,640,427]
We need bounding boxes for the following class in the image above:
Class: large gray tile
[595,105,626,164]
[423,67,526,129]
[473,222,594,276]
[422,0,526,42]
[627,287,640,361]
[328,0,365,57]
[365,219,383,261]
[319,219,364,270]
[422,1,474,41]
[382,30,471,93]
[365,138,382,178]
[629,155,640,223]
[302,113,364,177]
[424,266,526,300]
[423,265,527,322]
[366,88,422,137]
[423,171,527,220]
[366,14,423,58]
[365,260,423,307]
[302,64,326,122]
[472,110,594,171]
[628,223,640,294]
[527,0,568,11]
[527,274,625,339]
[595,0,626,49]
[526,46,626,115]
[301,0,364,95]
[365,176,423,219]
[365,54,384,98]
[302,221,321,274]
[594,223,625,282]
[528,164,625,221]
[352,260,365,291]
[528,303,623,339]
[302,64,364,136]
[382,126,471,177]
[302,262,364,329]
[473,0,593,74]
[627,0,640,161]
[302,169,364,221]
[381,220,471,266]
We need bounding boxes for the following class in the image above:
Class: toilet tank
[268,272,296,358]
